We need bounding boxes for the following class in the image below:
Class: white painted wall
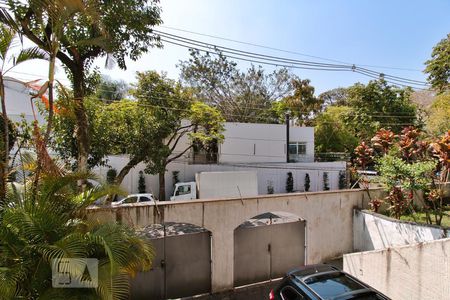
[344,238,450,300]
[94,155,346,199]
[353,210,449,252]
[4,77,46,124]
[219,122,314,163]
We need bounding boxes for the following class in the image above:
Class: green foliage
[138,171,146,194]
[286,172,294,193]
[319,87,349,107]
[426,93,450,136]
[267,180,274,194]
[106,168,117,185]
[304,173,310,192]
[338,171,346,190]
[424,33,450,93]
[94,75,129,101]
[323,172,330,191]
[345,79,418,140]
[282,79,323,126]
[314,106,358,153]
[0,172,154,299]
[179,50,297,123]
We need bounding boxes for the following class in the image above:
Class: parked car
[269,264,390,300]
[111,193,155,206]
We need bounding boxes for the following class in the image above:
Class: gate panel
[165,232,211,299]
[270,221,305,278]
[234,225,271,286]
[234,220,305,287]
[130,238,165,299]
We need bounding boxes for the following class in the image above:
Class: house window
[289,142,307,155]
[289,142,307,162]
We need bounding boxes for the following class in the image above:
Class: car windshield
[301,273,365,299]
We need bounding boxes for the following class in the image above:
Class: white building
[3,76,47,124]
[98,122,346,199]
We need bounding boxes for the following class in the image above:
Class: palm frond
[0,24,15,62]
[15,46,48,65]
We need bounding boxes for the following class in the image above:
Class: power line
[159,25,423,73]
[154,30,429,90]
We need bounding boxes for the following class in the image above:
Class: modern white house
[98,121,346,199]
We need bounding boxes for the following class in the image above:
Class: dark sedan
[269,264,390,300]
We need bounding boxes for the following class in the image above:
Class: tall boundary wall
[344,238,450,300]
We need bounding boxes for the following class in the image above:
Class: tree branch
[167,144,193,164]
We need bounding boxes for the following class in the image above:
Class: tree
[0,24,45,202]
[179,50,296,123]
[319,87,349,107]
[425,33,450,93]
[426,92,450,136]
[345,79,418,140]
[314,106,358,153]
[53,97,163,188]
[280,79,323,126]
[133,71,225,200]
[95,75,129,102]
[0,171,154,299]
[3,0,162,172]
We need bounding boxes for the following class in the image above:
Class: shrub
[304,173,310,192]
[286,172,294,193]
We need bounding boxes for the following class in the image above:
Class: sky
[10,0,450,94]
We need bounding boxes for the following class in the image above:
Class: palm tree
[0,169,154,299]
[0,23,47,203]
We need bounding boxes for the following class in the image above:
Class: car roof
[127,193,153,197]
[286,265,389,300]
[288,264,339,278]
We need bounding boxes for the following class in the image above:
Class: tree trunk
[115,157,141,186]
[0,74,8,203]
[44,53,56,145]
[72,67,90,173]
[159,171,166,201]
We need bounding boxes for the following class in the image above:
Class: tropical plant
[0,23,46,202]
[0,171,154,299]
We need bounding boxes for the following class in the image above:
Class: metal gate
[131,227,211,299]
[234,220,305,287]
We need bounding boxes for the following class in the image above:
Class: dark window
[123,196,138,204]
[175,185,191,196]
[304,274,365,299]
[139,196,152,202]
[280,286,304,300]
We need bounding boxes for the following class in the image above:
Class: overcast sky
[10,0,450,94]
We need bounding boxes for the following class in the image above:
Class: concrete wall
[219,122,314,163]
[353,210,449,252]
[94,157,346,198]
[87,188,382,292]
[344,238,450,300]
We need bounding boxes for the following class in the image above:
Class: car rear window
[302,273,364,298]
